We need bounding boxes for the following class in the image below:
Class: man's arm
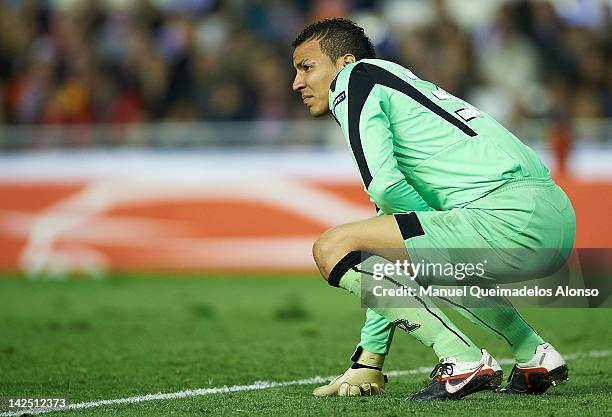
[334,63,425,214]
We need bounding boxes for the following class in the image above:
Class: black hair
[292,18,376,62]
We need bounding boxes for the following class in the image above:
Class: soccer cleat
[409,349,503,400]
[313,367,387,396]
[500,343,569,395]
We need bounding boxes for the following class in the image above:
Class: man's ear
[337,54,357,68]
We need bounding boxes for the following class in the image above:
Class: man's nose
[293,73,305,92]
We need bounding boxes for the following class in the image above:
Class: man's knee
[312,227,355,280]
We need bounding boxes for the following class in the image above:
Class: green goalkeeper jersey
[328,59,550,213]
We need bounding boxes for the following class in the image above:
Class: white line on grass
[2,350,609,417]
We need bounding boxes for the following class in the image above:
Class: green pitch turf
[0,275,611,416]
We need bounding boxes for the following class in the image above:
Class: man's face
[292,39,344,117]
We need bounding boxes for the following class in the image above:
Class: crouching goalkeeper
[291,18,575,400]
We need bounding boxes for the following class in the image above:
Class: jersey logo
[393,319,420,333]
[455,107,480,122]
[432,87,456,100]
[332,91,346,114]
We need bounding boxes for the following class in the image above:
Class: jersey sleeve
[331,63,430,215]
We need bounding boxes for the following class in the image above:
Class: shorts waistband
[488,177,556,195]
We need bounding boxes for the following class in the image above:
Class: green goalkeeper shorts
[400,177,576,286]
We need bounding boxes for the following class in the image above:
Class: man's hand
[313,367,386,396]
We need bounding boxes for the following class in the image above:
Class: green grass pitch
[1,275,611,416]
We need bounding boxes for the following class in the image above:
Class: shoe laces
[430,362,455,379]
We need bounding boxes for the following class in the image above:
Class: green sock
[359,308,395,356]
[438,295,544,363]
[339,267,482,362]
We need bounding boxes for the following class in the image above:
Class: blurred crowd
[0,0,610,126]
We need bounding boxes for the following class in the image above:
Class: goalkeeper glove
[313,347,387,396]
